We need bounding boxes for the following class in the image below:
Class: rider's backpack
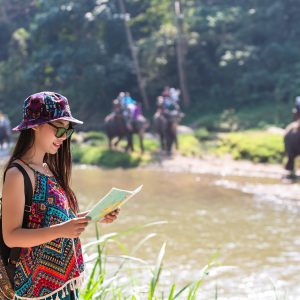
[0,163,33,299]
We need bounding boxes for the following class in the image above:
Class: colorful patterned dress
[14,165,85,300]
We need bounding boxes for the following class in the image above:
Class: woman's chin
[49,147,59,155]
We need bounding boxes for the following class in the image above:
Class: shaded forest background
[1,0,300,130]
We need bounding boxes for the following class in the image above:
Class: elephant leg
[139,132,144,154]
[285,155,296,177]
[114,137,122,147]
[166,134,173,156]
[159,135,164,150]
[160,134,166,151]
[174,133,178,150]
[126,134,134,152]
[108,138,112,150]
[171,123,178,150]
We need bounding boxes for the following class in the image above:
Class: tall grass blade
[149,242,166,300]
[173,283,194,299]
[167,284,176,300]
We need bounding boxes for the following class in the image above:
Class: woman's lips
[53,142,61,148]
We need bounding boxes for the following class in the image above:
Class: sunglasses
[48,123,74,138]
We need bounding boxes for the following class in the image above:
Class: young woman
[2,92,119,300]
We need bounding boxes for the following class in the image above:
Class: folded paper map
[87,185,143,222]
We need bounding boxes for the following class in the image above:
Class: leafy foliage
[216,131,284,163]
[0,0,299,129]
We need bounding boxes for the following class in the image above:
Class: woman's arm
[2,167,90,248]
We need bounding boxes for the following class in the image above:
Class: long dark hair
[3,127,78,212]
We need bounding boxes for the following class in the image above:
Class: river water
[72,165,300,300]
[0,158,299,299]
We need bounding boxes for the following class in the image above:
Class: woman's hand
[100,208,120,224]
[59,216,91,238]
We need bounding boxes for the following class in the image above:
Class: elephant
[0,120,11,150]
[284,121,300,177]
[104,113,149,153]
[153,112,182,155]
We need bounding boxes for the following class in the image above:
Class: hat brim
[12,116,84,132]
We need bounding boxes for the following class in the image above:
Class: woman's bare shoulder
[4,165,24,185]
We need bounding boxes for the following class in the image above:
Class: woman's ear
[32,125,42,134]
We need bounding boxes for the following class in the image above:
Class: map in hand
[87,185,143,222]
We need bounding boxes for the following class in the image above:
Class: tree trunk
[117,0,149,110]
[174,0,190,108]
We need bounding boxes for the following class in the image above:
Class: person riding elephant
[104,96,149,153]
[292,96,300,121]
[153,93,184,155]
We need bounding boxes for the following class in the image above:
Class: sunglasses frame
[48,122,74,138]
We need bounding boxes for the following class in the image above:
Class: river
[72,165,300,300]
[0,158,299,299]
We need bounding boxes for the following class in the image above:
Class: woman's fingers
[76,216,91,223]
[107,208,120,217]
[103,215,117,223]
[99,208,120,224]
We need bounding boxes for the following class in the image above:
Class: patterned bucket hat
[12,91,83,131]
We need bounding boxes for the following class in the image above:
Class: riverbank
[69,126,288,178]
[0,126,288,179]
[144,152,287,179]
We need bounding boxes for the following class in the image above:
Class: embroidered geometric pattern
[12,91,83,132]
[14,170,84,299]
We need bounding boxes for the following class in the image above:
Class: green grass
[72,124,285,167]
[71,131,202,168]
[178,134,202,157]
[215,131,284,163]
[71,144,143,168]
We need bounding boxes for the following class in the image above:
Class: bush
[178,134,202,157]
[83,131,106,143]
[216,131,284,163]
[80,146,104,165]
[141,136,160,152]
[71,143,85,163]
[98,149,141,168]
[195,127,210,141]
[72,143,142,168]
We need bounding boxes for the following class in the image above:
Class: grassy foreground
[80,222,217,300]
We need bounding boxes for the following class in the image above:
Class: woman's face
[34,120,70,154]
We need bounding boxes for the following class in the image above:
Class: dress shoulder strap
[17,158,36,172]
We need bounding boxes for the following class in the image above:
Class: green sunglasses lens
[52,123,74,138]
[56,128,74,138]
[56,128,66,138]
[66,129,74,138]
